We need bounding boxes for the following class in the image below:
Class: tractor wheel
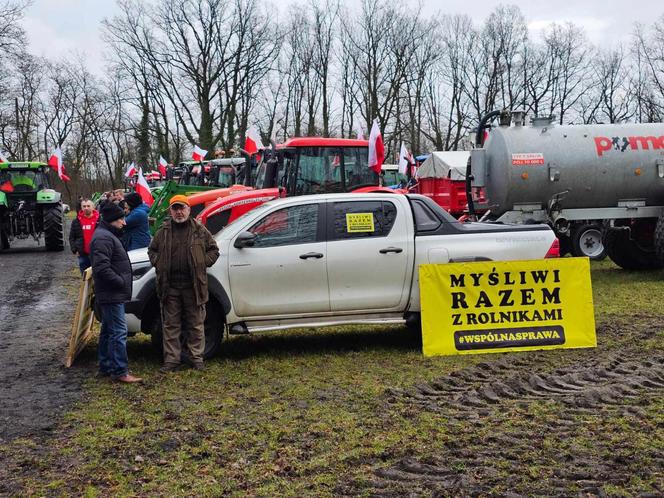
[571,224,606,260]
[149,299,224,360]
[44,204,65,251]
[0,228,9,250]
[604,228,661,270]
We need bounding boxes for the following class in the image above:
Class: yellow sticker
[346,213,375,233]
[420,258,596,357]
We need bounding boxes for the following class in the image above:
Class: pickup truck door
[325,199,413,312]
[227,201,329,317]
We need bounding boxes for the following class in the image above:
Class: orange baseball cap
[169,194,190,207]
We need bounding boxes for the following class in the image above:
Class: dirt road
[0,234,88,442]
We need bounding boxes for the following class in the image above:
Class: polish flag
[125,162,137,178]
[48,146,69,182]
[0,150,8,163]
[368,119,384,175]
[192,145,207,162]
[244,126,264,155]
[158,156,168,177]
[135,169,154,207]
[398,142,413,175]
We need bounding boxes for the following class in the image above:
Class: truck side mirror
[234,231,256,248]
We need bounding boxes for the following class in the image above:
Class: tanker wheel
[149,299,224,360]
[604,229,661,271]
[43,204,65,251]
[571,224,606,260]
[654,213,664,265]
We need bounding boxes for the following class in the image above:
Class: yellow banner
[420,258,596,357]
[346,212,374,233]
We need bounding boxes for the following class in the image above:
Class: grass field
[2,259,664,497]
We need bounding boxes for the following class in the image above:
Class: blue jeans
[78,255,91,275]
[98,303,129,378]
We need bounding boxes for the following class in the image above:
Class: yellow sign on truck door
[420,258,596,357]
[346,212,375,233]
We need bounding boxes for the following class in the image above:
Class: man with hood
[90,202,142,383]
[69,198,99,275]
[122,192,151,251]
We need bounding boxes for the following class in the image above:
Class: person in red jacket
[69,198,100,275]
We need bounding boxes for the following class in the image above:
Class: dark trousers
[98,303,129,378]
[161,287,206,366]
[78,255,91,275]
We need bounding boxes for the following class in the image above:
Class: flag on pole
[244,126,264,155]
[125,162,137,178]
[192,145,207,162]
[368,119,384,175]
[158,156,168,177]
[135,169,154,207]
[398,142,413,175]
[0,150,8,163]
[48,146,69,182]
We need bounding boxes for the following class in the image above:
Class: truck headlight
[131,261,152,280]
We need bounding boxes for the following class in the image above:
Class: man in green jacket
[148,195,219,372]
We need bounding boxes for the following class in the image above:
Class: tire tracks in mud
[344,321,664,497]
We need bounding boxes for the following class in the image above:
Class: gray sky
[23,0,664,75]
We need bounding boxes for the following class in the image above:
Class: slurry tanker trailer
[467,109,664,270]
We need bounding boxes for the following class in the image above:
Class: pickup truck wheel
[654,213,664,265]
[405,312,421,334]
[571,224,606,260]
[149,298,225,360]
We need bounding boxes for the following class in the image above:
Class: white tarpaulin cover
[418,151,470,180]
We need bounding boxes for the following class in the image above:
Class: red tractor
[197,137,397,233]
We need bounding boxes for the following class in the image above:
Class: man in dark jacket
[122,192,151,251]
[90,202,142,383]
[69,198,99,275]
[148,195,219,372]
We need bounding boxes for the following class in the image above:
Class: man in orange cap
[148,194,219,372]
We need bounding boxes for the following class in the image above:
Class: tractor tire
[604,228,661,271]
[44,204,65,251]
[571,224,606,260]
[149,299,224,360]
[0,229,9,250]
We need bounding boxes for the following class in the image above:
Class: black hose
[467,110,501,220]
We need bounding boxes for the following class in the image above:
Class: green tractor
[0,161,65,251]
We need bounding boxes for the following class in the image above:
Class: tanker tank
[481,119,664,215]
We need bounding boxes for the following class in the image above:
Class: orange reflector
[634,168,641,176]
[521,172,529,180]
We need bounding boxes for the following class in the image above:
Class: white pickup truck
[126,193,558,357]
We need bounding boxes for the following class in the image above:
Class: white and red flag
[398,142,414,175]
[0,150,8,163]
[244,126,264,155]
[48,146,70,182]
[192,145,207,162]
[135,169,154,207]
[368,119,384,175]
[158,156,168,177]
[125,162,137,178]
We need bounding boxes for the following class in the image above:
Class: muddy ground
[0,230,89,442]
[344,317,664,497]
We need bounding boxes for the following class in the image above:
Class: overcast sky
[23,0,664,75]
